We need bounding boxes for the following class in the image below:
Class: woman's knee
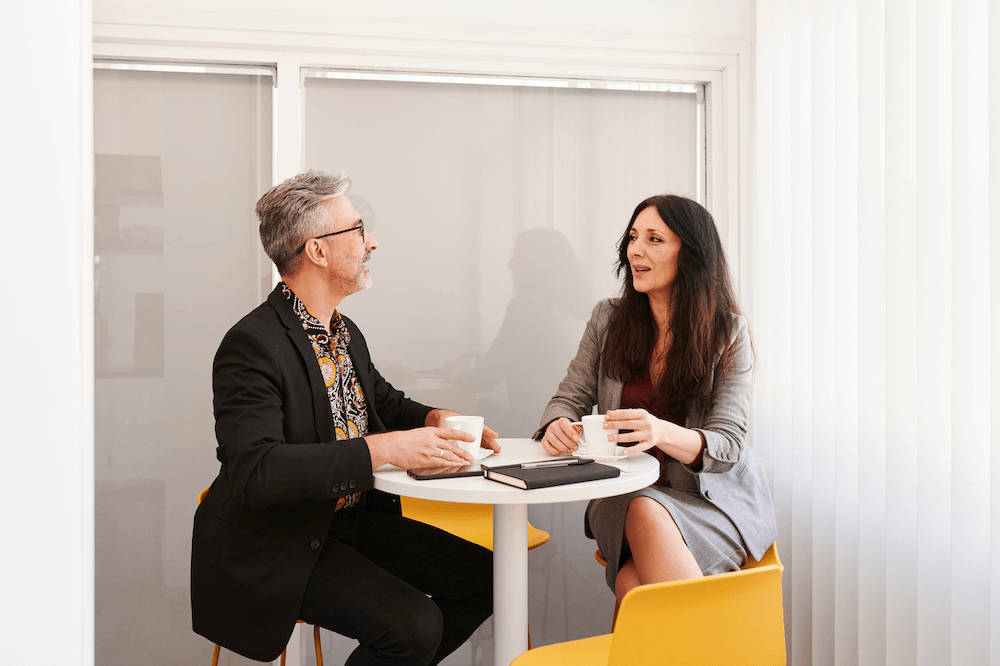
[624,496,667,531]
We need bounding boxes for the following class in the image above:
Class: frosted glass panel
[304,74,701,660]
[304,76,700,436]
[93,67,272,666]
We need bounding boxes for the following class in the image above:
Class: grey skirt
[586,483,748,591]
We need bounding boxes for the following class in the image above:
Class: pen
[520,458,591,469]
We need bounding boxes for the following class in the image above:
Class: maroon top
[620,372,686,486]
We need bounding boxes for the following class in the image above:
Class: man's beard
[356,251,372,290]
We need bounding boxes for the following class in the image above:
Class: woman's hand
[605,408,704,465]
[605,408,668,455]
[541,417,582,456]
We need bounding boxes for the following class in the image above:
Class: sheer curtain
[303,73,704,663]
[755,1,998,664]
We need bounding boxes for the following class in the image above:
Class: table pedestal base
[493,503,528,666]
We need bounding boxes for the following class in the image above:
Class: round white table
[372,438,659,666]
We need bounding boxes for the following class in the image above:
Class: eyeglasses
[294,221,365,254]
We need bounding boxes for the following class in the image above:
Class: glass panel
[94,66,272,666]
[303,74,701,661]
[305,75,700,438]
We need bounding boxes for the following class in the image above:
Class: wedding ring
[439,448,445,458]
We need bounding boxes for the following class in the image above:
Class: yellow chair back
[605,543,785,666]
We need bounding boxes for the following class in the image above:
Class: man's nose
[366,232,378,251]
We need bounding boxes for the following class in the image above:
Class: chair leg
[527,624,532,650]
[211,644,220,666]
[313,624,324,666]
[279,647,286,666]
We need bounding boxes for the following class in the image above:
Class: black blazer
[190,286,433,661]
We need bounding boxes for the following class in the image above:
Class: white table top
[372,438,660,504]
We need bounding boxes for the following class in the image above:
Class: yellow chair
[400,497,550,649]
[514,543,785,666]
[197,487,325,666]
[400,497,550,551]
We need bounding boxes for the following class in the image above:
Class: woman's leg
[612,558,640,628]
[615,496,702,608]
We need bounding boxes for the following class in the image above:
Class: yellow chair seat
[512,634,613,665]
[516,543,785,666]
[401,497,550,551]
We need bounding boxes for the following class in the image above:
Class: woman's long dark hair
[601,195,743,406]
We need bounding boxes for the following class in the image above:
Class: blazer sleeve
[212,325,376,510]
[533,300,610,438]
[689,314,755,474]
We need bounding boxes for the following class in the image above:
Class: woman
[535,195,776,615]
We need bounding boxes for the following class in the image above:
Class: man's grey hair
[257,169,352,275]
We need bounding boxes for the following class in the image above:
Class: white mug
[570,414,618,457]
[445,415,484,456]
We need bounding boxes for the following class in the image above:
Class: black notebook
[483,458,620,490]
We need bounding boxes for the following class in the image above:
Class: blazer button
[330,484,338,493]
[348,480,357,489]
[339,481,349,491]
[310,539,321,550]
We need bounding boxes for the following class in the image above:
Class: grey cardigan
[535,299,777,562]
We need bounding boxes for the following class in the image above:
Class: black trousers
[298,503,493,666]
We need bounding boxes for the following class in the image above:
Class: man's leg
[298,533,444,666]
[355,508,493,666]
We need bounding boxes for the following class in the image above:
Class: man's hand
[366,427,477,470]
[424,409,501,453]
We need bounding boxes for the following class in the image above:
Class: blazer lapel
[344,326,387,434]
[266,287,337,442]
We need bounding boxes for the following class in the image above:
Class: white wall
[94,0,753,41]
[0,1,93,665]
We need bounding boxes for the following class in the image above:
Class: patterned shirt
[281,282,368,511]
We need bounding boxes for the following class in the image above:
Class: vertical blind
[755,1,998,664]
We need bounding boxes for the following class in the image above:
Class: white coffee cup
[445,415,484,456]
[570,414,618,457]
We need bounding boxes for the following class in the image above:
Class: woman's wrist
[658,422,705,466]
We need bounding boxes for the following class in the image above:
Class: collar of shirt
[279,281,351,349]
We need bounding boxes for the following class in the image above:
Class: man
[191,169,498,665]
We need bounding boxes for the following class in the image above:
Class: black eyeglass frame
[294,221,365,254]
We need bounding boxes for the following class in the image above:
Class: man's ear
[301,239,330,268]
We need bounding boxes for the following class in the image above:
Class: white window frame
[92,26,752,310]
